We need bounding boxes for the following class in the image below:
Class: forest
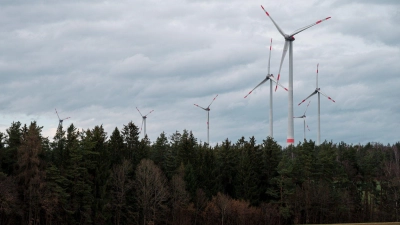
[0,120,399,225]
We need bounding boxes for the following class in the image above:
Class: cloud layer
[0,0,399,146]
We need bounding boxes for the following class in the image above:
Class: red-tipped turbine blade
[145,110,154,117]
[55,108,60,120]
[270,76,288,91]
[244,78,269,98]
[275,40,289,92]
[139,119,144,133]
[304,101,311,115]
[298,90,318,105]
[194,104,207,111]
[62,117,71,121]
[136,107,143,117]
[290,16,331,37]
[260,5,287,38]
[307,124,310,131]
[207,94,218,108]
[318,90,336,103]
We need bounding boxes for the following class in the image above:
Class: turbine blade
[139,119,144,133]
[270,76,288,91]
[304,101,311,115]
[244,78,269,98]
[62,117,71,121]
[318,90,336,103]
[145,110,154,117]
[260,5,287,37]
[136,107,143,117]
[268,38,272,76]
[207,94,219,108]
[307,124,310,131]
[194,104,207,111]
[55,108,60,120]
[298,90,318,105]
[275,40,289,92]
[289,16,331,37]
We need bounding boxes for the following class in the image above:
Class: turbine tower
[294,101,311,140]
[244,38,287,138]
[55,108,70,128]
[194,94,218,145]
[136,107,154,138]
[298,64,335,145]
[260,5,331,146]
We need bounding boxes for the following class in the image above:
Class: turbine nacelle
[285,36,295,41]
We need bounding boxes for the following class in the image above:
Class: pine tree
[121,121,140,166]
[89,125,111,223]
[216,138,237,197]
[2,122,23,175]
[50,124,67,171]
[109,127,124,165]
[151,132,169,170]
[16,122,47,224]
[260,137,282,203]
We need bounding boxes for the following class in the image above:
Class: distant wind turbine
[260,5,331,146]
[194,94,218,145]
[298,64,335,145]
[244,38,287,138]
[294,101,311,140]
[136,107,154,138]
[55,108,70,128]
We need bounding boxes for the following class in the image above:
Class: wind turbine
[260,5,331,146]
[55,108,70,128]
[294,101,311,140]
[298,64,335,145]
[244,38,287,138]
[136,107,154,138]
[194,94,218,145]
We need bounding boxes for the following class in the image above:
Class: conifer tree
[151,132,169,170]
[109,127,124,165]
[2,122,22,175]
[16,122,46,224]
[216,138,236,197]
[121,121,140,166]
[89,125,111,223]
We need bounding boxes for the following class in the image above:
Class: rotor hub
[285,36,295,41]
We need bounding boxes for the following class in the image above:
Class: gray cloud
[0,0,399,146]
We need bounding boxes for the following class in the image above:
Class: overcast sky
[0,0,399,147]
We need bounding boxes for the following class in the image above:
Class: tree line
[0,120,399,225]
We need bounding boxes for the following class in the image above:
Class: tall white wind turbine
[244,38,287,138]
[55,108,70,128]
[294,101,311,140]
[136,107,154,138]
[260,5,331,146]
[298,64,335,145]
[194,94,218,145]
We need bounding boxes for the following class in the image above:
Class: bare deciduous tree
[110,159,133,225]
[134,159,169,225]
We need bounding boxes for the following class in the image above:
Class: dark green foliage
[109,127,124,165]
[216,138,237,197]
[151,132,169,169]
[1,119,400,224]
[2,122,22,175]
